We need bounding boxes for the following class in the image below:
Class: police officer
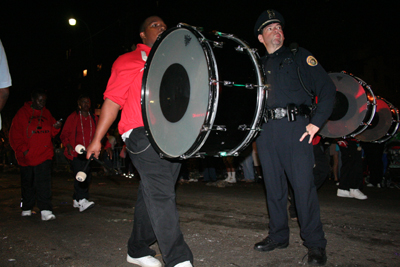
[253,10,336,266]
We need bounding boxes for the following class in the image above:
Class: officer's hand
[299,123,319,143]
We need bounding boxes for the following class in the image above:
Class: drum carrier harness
[263,43,316,122]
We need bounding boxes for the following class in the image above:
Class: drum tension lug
[235,46,245,52]
[214,125,227,131]
[238,124,261,131]
[213,41,223,48]
[238,124,250,131]
[201,125,227,132]
[224,81,234,87]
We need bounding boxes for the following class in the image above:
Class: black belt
[264,104,312,122]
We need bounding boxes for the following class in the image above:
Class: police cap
[254,9,285,37]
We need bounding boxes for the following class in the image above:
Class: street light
[68,17,96,97]
[68,18,77,26]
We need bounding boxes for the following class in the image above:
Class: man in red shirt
[86,16,193,267]
[60,95,97,212]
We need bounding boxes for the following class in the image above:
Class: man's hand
[53,120,63,129]
[85,98,121,160]
[299,123,319,143]
[86,141,102,160]
[66,144,73,156]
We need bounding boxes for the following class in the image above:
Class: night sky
[0,0,398,127]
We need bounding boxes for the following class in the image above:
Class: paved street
[1,168,399,267]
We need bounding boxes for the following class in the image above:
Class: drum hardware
[201,125,227,132]
[177,22,203,31]
[238,124,262,131]
[211,41,224,48]
[209,78,266,89]
[233,45,258,54]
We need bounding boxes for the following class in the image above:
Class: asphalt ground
[1,167,399,267]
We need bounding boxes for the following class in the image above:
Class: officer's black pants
[125,127,193,267]
[256,117,327,248]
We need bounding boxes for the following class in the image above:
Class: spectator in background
[329,141,340,184]
[336,139,367,200]
[60,95,97,212]
[362,142,385,188]
[102,130,117,174]
[239,145,256,183]
[223,156,237,183]
[202,157,218,184]
[9,89,62,221]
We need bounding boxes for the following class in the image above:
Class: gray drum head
[356,97,399,143]
[142,28,211,158]
[319,72,375,138]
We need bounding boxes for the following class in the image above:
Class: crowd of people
[0,9,395,267]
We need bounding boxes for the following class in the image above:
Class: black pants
[125,127,193,267]
[362,142,384,186]
[339,142,363,190]
[70,155,92,200]
[20,160,53,211]
[288,142,330,218]
[256,117,326,249]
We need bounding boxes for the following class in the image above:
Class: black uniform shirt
[262,46,336,128]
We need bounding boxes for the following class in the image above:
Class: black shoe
[254,236,289,252]
[308,247,327,266]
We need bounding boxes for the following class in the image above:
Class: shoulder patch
[306,56,318,66]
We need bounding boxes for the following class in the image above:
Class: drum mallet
[74,144,95,182]
[75,144,118,181]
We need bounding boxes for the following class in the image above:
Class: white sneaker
[366,183,374,187]
[21,210,32,216]
[174,260,193,267]
[74,199,95,212]
[337,189,353,198]
[126,255,162,267]
[41,210,56,221]
[224,176,237,184]
[350,189,368,200]
[73,199,80,208]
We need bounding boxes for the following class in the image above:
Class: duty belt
[264,104,312,122]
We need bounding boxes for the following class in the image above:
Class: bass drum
[141,24,265,159]
[319,71,376,138]
[355,96,399,143]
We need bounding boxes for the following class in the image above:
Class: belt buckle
[274,108,287,119]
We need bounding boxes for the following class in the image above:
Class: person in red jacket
[9,89,62,221]
[60,95,97,212]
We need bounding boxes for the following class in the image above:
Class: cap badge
[267,10,276,19]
